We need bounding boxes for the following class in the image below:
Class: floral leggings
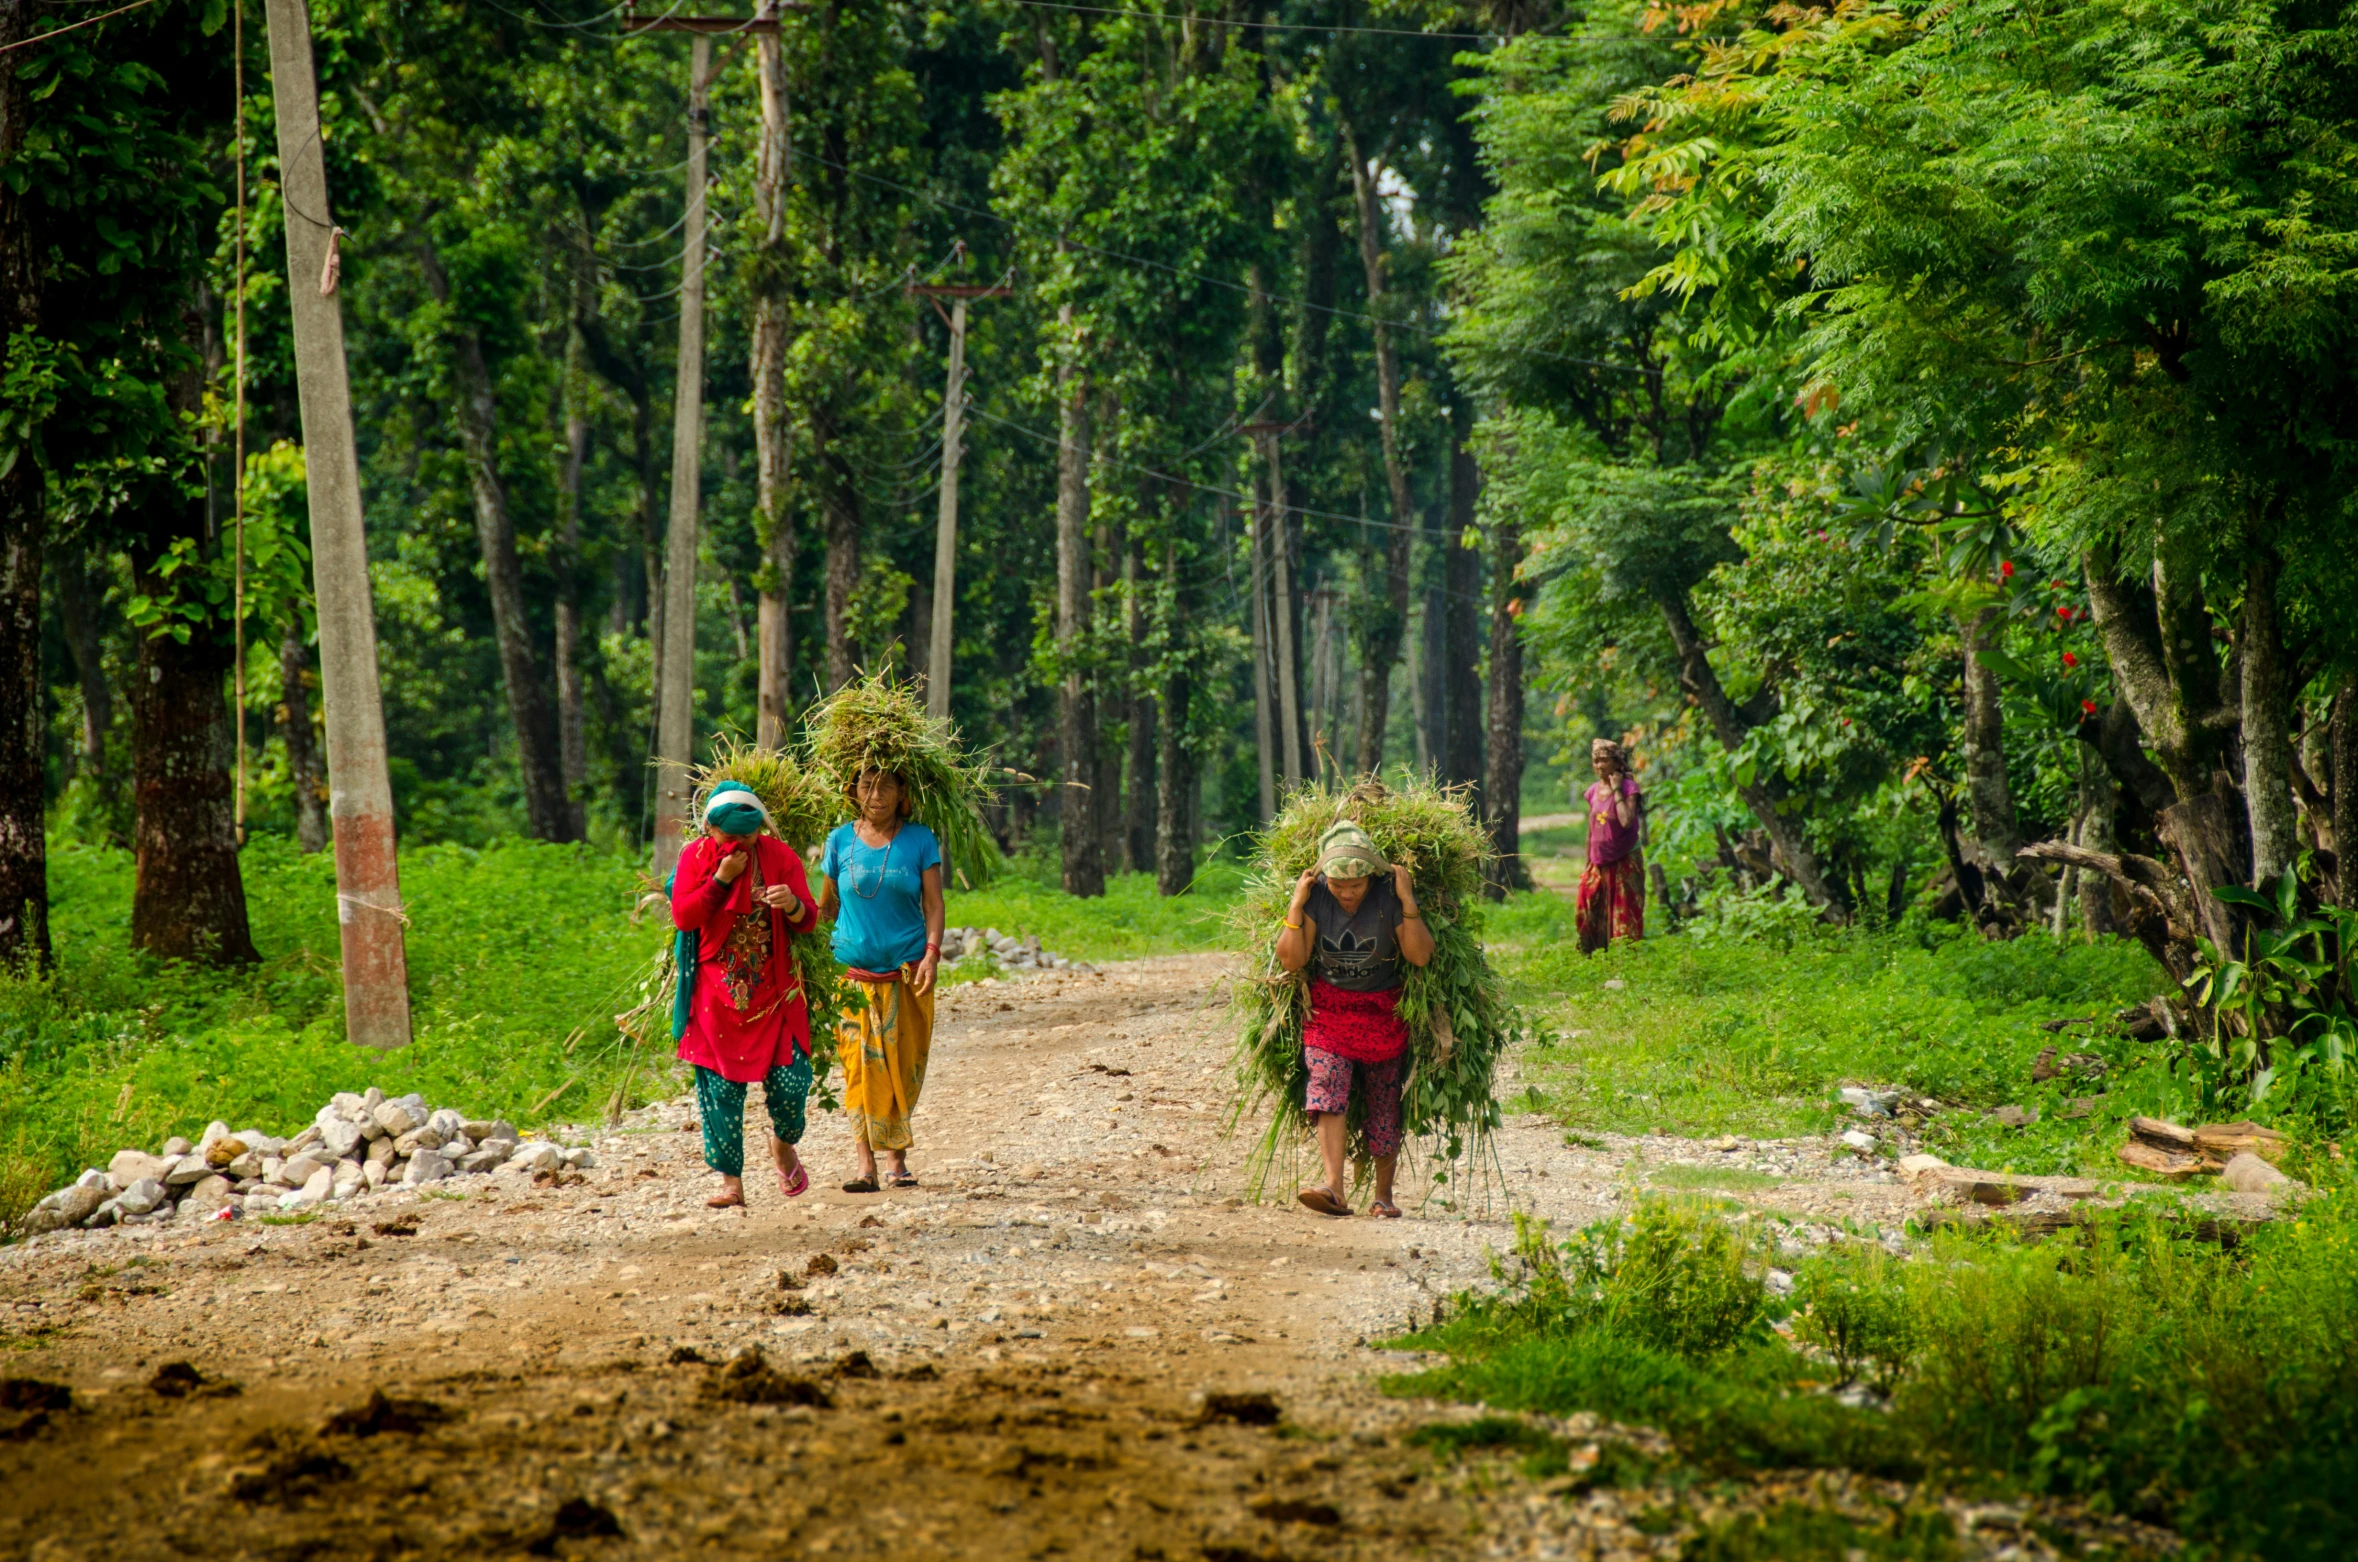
[1303,1047,1406,1159]
[693,1058,812,1177]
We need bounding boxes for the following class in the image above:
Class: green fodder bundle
[804,672,1002,888]
[687,734,839,850]
[1229,777,1518,1198]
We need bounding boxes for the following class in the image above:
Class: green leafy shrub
[1791,1245,1919,1393]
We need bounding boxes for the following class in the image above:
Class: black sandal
[841,1177,880,1194]
[888,1172,918,1188]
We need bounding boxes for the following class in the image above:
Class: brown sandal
[706,1191,745,1209]
[1367,1199,1402,1219]
[1297,1187,1351,1218]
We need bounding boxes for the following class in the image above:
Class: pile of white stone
[938,925,1086,974]
[19,1085,596,1235]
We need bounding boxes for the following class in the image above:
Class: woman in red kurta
[671,783,823,1209]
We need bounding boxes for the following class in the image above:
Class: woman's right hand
[714,846,750,884]
[1291,868,1319,909]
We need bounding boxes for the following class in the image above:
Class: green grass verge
[1387,1199,2358,1562]
[1481,896,2191,1172]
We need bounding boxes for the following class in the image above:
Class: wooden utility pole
[909,265,1010,722]
[650,32,715,881]
[1244,421,1306,789]
[262,0,411,1048]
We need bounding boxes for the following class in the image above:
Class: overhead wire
[1005,0,1504,42]
[794,149,1655,380]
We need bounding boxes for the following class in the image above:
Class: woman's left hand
[1392,863,1417,907]
[910,950,941,995]
[755,884,802,914]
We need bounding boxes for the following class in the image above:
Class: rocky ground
[0,955,2176,1561]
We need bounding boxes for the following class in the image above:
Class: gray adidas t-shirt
[1305,877,1404,993]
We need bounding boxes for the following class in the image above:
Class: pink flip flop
[778,1163,809,1199]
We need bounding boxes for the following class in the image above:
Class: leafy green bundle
[1229,778,1516,1196]
[686,735,840,851]
[804,673,1001,888]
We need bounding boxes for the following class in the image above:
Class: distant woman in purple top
[1577,738,1645,953]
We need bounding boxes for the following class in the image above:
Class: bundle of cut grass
[1229,777,1518,1197]
[804,672,1002,889]
[686,735,839,850]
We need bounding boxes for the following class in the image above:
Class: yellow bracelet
[1284,917,1304,931]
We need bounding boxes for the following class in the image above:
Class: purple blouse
[1584,777,1643,866]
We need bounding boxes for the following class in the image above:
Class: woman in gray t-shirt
[1275,822,1435,1218]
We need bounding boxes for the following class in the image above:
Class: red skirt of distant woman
[1576,854,1645,954]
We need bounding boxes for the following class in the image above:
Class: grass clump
[1229,778,1522,1193]
[1388,1194,2358,1560]
[803,673,1000,889]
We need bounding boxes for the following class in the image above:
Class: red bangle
[926,940,941,952]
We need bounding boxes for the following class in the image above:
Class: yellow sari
[836,966,934,1151]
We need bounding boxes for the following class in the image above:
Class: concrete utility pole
[909,265,1010,722]
[1244,421,1306,789]
[750,2,793,748]
[624,3,799,856]
[649,33,714,882]
[262,0,411,1048]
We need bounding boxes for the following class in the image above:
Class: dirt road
[0,955,1930,1561]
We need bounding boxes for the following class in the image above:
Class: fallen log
[2116,1140,2218,1181]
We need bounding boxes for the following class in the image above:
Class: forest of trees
[3,0,2356,1100]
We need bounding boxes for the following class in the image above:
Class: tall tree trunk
[1443,406,1484,791]
[1346,133,1416,775]
[1096,508,1126,873]
[1483,521,1530,898]
[52,547,111,780]
[1959,608,2022,863]
[1124,522,1155,873]
[553,332,589,831]
[2075,737,2119,937]
[752,27,794,746]
[1054,334,1103,897]
[2240,545,2296,890]
[417,243,575,842]
[130,606,258,964]
[2333,679,2357,913]
[280,629,327,854]
[1155,544,1194,895]
[0,0,47,968]
[1654,584,1845,914]
[816,414,859,692]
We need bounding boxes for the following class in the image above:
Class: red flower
[2081,699,2098,716]
[2056,605,2074,621]
[1999,560,2015,579]
[2061,651,2079,668]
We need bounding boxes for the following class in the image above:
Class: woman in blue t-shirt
[816,766,945,1192]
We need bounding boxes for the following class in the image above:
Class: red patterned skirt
[1577,854,1646,953]
[1301,981,1409,1064]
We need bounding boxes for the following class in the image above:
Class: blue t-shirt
[821,821,941,972]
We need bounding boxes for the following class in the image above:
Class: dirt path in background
[0,956,2060,1562]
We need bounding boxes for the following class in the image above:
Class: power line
[1006,0,1500,42]
[796,149,1653,380]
